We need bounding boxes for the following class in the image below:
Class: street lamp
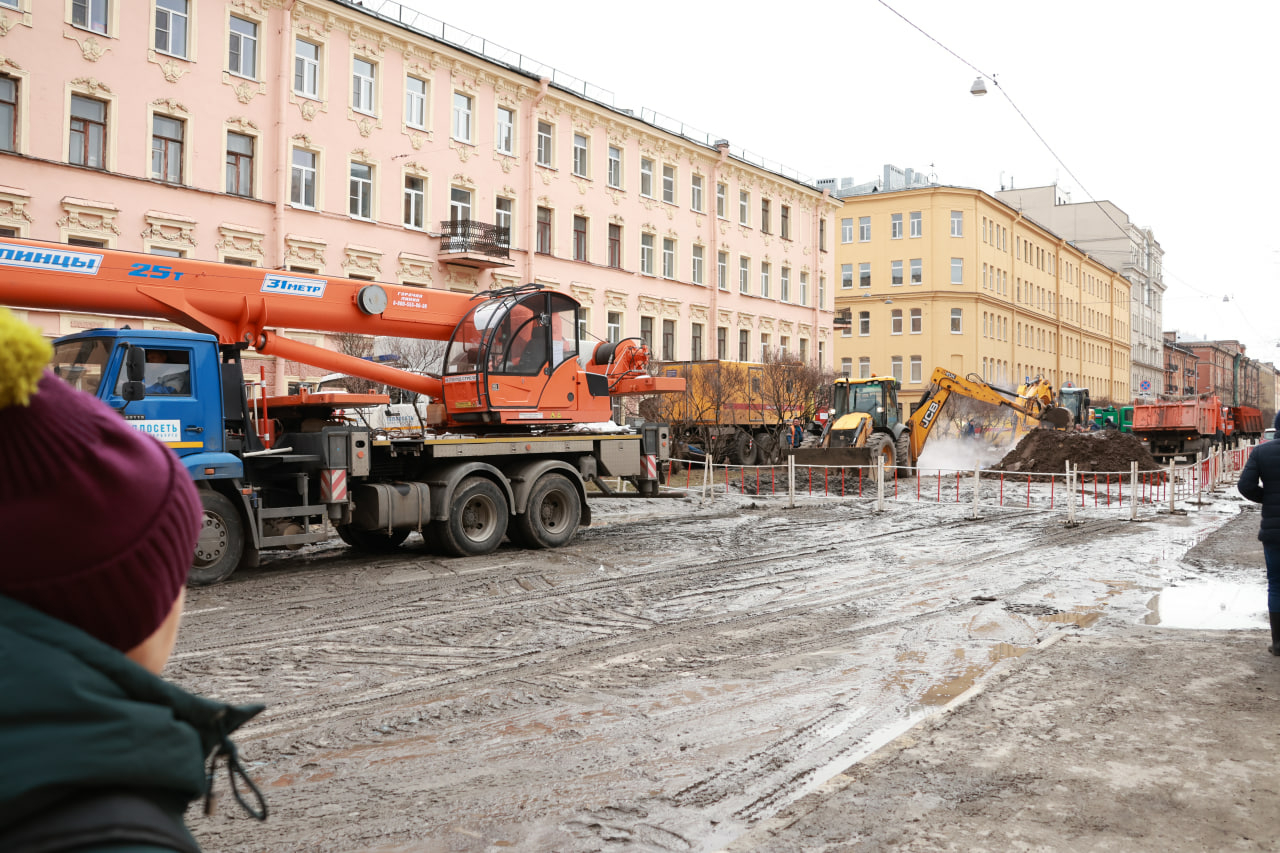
[970,77,988,96]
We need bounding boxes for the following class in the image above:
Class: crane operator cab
[442,285,611,425]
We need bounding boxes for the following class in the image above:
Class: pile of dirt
[991,429,1161,477]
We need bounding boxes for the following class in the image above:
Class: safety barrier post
[1130,461,1138,521]
[875,457,886,512]
[1195,452,1204,505]
[1066,462,1078,527]
[788,453,795,508]
[968,466,981,520]
[705,456,712,501]
[1168,459,1176,514]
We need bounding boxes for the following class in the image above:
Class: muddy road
[175,494,1240,852]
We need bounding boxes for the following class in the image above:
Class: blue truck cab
[48,328,244,482]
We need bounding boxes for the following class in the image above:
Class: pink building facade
[0,0,837,394]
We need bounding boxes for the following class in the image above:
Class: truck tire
[730,430,758,466]
[510,473,581,549]
[433,476,508,557]
[337,524,411,552]
[895,431,913,475]
[866,433,895,476]
[189,490,244,586]
[755,432,779,465]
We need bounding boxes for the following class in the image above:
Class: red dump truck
[1132,396,1225,462]
[1225,405,1264,446]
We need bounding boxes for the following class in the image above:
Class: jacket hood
[0,595,264,826]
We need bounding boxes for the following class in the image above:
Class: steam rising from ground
[917,435,1015,473]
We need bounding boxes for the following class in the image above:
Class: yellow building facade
[832,186,1130,415]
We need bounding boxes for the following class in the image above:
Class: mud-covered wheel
[755,432,780,465]
[337,524,411,552]
[866,433,895,480]
[730,430,758,466]
[511,473,581,549]
[433,476,508,557]
[189,490,244,586]
[895,431,914,475]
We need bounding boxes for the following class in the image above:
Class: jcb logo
[920,400,941,430]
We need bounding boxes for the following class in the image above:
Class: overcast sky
[398,0,1280,362]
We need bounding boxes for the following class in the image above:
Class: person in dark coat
[1237,410,1280,655]
[0,308,266,850]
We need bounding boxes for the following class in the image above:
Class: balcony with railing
[438,219,514,270]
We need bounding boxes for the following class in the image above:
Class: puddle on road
[1145,580,1266,630]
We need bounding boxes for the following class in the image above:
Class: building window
[290,148,316,208]
[841,263,853,289]
[910,308,922,334]
[450,91,472,141]
[859,216,870,242]
[739,256,749,294]
[859,262,871,288]
[692,245,704,285]
[891,356,903,383]
[891,309,903,335]
[578,309,590,342]
[691,323,703,361]
[760,262,770,298]
[225,132,254,197]
[406,78,428,130]
[573,215,587,262]
[717,251,728,290]
[910,356,922,383]
[781,205,791,239]
[493,106,514,154]
[155,0,188,58]
[294,40,321,98]
[640,233,655,274]
[891,213,903,239]
[841,357,852,377]
[641,316,654,351]
[841,217,853,243]
[739,190,749,225]
[818,274,826,308]
[404,176,425,229]
[891,260,903,286]
[662,319,675,361]
[951,210,963,237]
[910,258,922,285]
[150,115,183,183]
[494,197,512,245]
[780,267,790,302]
[640,158,654,197]
[536,121,553,166]
[72,0,109,34]
[951,258,963,284]
[716,182,726,218]
[799,271,809,306]
[738,329,749,362]
[951,308,963,333]
[662,164,676,204]
[910,211,922,238]
[607,312,621,343]
[0,77,17,153]
[859,357,870,379]
[448,186,471,222]
[536,206,552,254]
[228,16,258,79]
[717,327,727,360]
[819,219,828,251]
[608,223,621,268]
[349,163,373,219]
[69,95,107,169]
[573,134,589,178]
[760,198,771,233]
[607,146,622,188]
[691,174,703,212]
[859,311,870,336]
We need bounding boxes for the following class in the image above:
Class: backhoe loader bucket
[790,447,873,467]
[1038,406,1073,430]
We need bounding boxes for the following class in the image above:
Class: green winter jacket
[0,595,265,852]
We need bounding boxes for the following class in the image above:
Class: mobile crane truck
[0,238,683,583]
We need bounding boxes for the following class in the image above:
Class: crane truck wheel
[510,473,582,549]
[895,432,914,475]
[755,432,779,465]
[336,524,411,552]
[730,430,758,466]
[432,476,509,557]
[189,490,245,586]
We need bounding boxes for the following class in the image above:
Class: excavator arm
[906,368,1069,465]
[0,238,682,429]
